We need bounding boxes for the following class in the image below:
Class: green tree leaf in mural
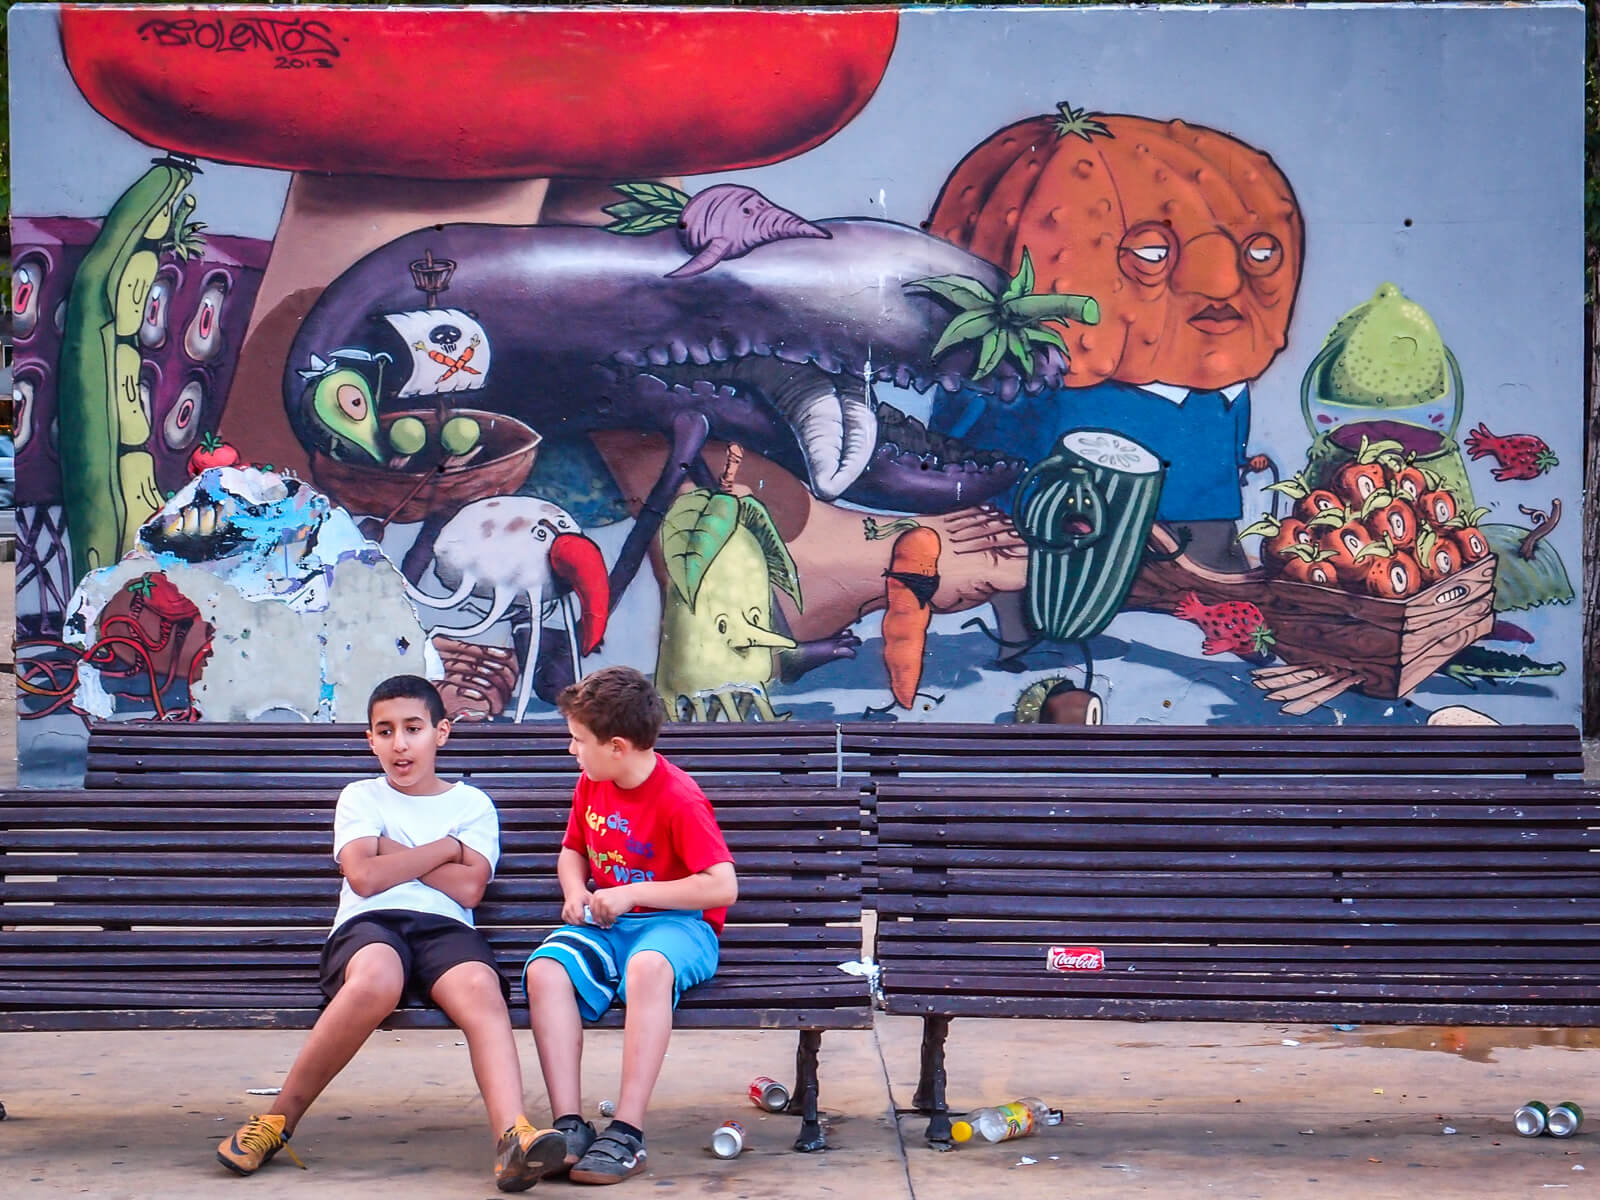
[908,248,1099,379]
[660,489,741,609]
[603,181,693,235]
[736,495,803,611]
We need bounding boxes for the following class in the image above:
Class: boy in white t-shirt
[216,675,565,1191]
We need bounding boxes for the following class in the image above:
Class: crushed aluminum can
[710,1120,745,1158]
[749,1076,790,1112]
[1514,1100,1550,1136]
[1548,1102,1584,1138]
[597,1099,616,1118]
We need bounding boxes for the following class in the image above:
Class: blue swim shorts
[523,911,720,1022]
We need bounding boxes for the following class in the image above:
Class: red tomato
[62,10,898,179]
[187,433,241,476]
[1363,551,1422,599]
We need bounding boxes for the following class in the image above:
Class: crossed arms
[338,835,493,909]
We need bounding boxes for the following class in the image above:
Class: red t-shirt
[563,753,734,933]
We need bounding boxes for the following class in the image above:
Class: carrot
[880,525,941,709]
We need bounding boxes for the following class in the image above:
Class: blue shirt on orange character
[931,379,1251,523]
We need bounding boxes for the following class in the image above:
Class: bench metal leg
[912,1015,952,1144]
[785,1028,826,1151]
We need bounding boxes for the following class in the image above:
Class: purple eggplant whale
[285,218,1067,514]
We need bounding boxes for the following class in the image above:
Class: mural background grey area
[8,2,1586,785]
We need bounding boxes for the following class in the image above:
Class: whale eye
[716,616,729,636]
[747,607,762,626]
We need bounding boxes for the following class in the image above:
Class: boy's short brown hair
[557,666,666,749]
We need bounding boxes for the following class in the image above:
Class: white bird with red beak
[404,496,609,722]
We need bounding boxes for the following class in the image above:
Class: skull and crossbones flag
[383,308,493,398]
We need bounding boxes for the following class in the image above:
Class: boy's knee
[343,950,405,1008]
[625,950,676,994]
[525,955,575,998]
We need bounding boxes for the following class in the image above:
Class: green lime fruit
[441,415,482,456]
[387,416,427,457]
[1322,283,1449,407]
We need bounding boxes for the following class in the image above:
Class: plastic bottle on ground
[950,1097,1064,1144]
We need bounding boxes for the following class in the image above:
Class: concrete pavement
[3,1019,1597,1198]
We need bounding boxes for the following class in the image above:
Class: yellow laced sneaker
[495,1115,567,1192]
[217,1113,307,1175]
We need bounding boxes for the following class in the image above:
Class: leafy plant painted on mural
[604,181,829,278]
[661,489,801,612]
[905,249,1098,380]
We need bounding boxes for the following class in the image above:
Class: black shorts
[318,910,508,1006]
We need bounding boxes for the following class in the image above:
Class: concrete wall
[9,3,1587,784]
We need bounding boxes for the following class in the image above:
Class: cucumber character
[58,155,207,586]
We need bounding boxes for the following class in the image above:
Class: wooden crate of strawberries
[1244,436,1496,706]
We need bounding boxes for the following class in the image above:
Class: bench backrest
[1,786,863,1028]
[872,778,1600,1024]
[841,723,1585,780]
[84,722,843,788]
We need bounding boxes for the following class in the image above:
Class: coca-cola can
[1547,1101,1584,1138]
[748,1075,790,1112]
[1046,945,1106,972]
[710,1119,745,1158]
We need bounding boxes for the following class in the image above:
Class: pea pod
[58,156,205,585]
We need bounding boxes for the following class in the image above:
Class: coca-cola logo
[1047,946,1105,972]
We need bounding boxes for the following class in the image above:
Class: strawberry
[1463,422,1558,482]
[1173,592,1276,657]
[187,432,241,476]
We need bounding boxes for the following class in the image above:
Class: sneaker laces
[241,1116,307,1170]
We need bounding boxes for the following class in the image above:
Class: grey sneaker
[570,1127,647,1185]
[552,1116,597,1176]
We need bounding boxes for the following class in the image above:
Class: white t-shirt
[329,776,500,934]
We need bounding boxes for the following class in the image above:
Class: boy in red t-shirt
[523,666,737,1185]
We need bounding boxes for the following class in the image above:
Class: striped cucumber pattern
[1021,436,1163,643]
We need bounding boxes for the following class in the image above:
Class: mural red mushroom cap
[60,8,899,179]
[59,6,899,476]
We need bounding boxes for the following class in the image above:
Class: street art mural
[8,4,1585,783]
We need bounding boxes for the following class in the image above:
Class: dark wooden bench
[0,785,867,1150]
[85,721,844,788]
[841,722,1587,781]
[873,775,1600,1142]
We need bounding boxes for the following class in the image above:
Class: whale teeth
[646,345,671,367]
[688,342,711,366]
[707,336,730,362]
[778,382,877,501]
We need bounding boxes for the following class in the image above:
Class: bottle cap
[1045,1108,1065,1126]
[949,1120,974,1143]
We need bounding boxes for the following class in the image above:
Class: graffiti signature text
[136,17,341,68]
